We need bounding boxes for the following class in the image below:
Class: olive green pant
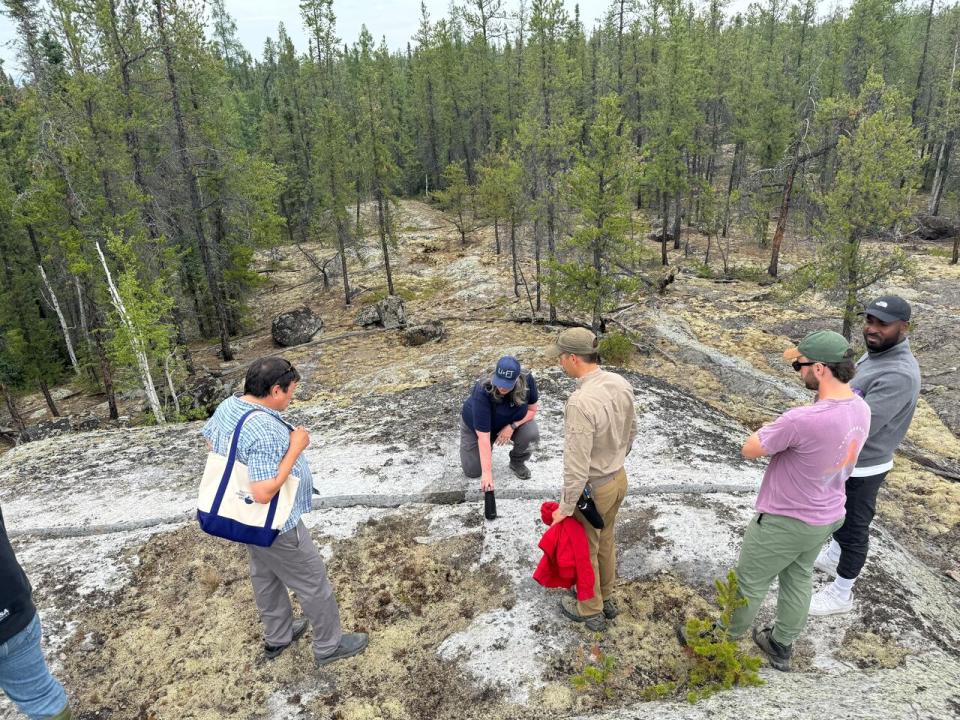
[729,512,844,646]
[574,469,628,617]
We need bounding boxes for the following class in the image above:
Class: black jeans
[834,471,887,580]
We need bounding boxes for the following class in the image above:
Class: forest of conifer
[0,0,957,426]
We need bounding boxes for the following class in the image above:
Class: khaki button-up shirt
[560,368,637,516]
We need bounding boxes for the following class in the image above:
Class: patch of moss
[539,682,574,711]
[879,461,960,569]
[837,631,912,669]
[544,574,714,711]
[907,399,960,461]
[367,286,418,303]
[58,513,527,720]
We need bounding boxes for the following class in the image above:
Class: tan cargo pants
[573,468,628,616]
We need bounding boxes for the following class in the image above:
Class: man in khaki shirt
[548,328,637,631]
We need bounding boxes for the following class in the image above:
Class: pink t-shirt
[755,397,871,525]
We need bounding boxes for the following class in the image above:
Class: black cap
[861,295,911,323]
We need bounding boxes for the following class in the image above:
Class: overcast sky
[0,0,836,79]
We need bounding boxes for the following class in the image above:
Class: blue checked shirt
[201,395,313,534]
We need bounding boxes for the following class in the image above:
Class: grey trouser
[248,519,342,660]
[459,418,540,477]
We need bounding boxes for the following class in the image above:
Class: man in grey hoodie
[809,295,921,615]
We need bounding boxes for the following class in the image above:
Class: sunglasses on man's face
[792,360,817,372]
[274,361,297,386]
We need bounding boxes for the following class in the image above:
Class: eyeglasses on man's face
[791,360,817,372]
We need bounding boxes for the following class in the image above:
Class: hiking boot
[676,621,722,647]
[602,598,619,620]
[814,546,839,577]
[559,595,606,632]
[808,584,854,616]
[316,632,369,667]
[752,626,792,672]
[265,618,309,659]
[508,460,531,480]
[567,591,618,620]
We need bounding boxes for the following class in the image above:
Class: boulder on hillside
[379,295,407,329]
[355,304,382,327]
[272,306,323,347]
[657,267,677,293]
[20,418,73,443]
[354,296,407,329]
[182,374,232,418]
[74,416,101,432]
[648,229,675,243]
[916,214,958,240]
[50,386,82,402]
[402,320,446,347]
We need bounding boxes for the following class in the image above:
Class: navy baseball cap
[492,356,521,390]
[861,295,911,323]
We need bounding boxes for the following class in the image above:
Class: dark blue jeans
[0,613,69,719]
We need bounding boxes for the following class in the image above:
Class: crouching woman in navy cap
[459,356,540,489]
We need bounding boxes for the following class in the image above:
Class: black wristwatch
[510,422,519,431]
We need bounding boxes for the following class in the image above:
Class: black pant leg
[833,471,887,580]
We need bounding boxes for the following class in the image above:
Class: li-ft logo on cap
[875,301,888,308]
[498,368,516,379]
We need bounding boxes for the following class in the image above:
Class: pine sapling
[682,570,764,703]
[570,640,619,700]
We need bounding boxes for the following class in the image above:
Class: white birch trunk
[74,276,88,338]
[74,276,96,358]
[95,241,165,424]
[930,37,959,213]
[38,264,80,375]
[164,353,180,416]
[930,141,945,212]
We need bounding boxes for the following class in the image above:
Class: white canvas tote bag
[197,408,300,546]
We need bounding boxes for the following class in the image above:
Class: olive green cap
[783,330,852,364]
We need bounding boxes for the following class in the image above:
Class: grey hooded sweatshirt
[850,339,921,474]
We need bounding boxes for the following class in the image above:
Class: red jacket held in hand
[532,501,595,601]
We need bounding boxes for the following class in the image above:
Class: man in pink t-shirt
[727,330,870,671]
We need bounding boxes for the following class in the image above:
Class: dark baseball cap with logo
[861,295,911,323]
[492,356,522,390]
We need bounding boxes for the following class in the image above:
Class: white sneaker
[808,585,853,616]
[814,547,839,577]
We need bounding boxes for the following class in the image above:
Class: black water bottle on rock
[484,490,497,520]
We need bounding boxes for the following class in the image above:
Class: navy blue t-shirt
[461,373,539,435]
[0,507,36,645]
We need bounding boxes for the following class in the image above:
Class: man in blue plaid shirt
[202,357,368,666]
